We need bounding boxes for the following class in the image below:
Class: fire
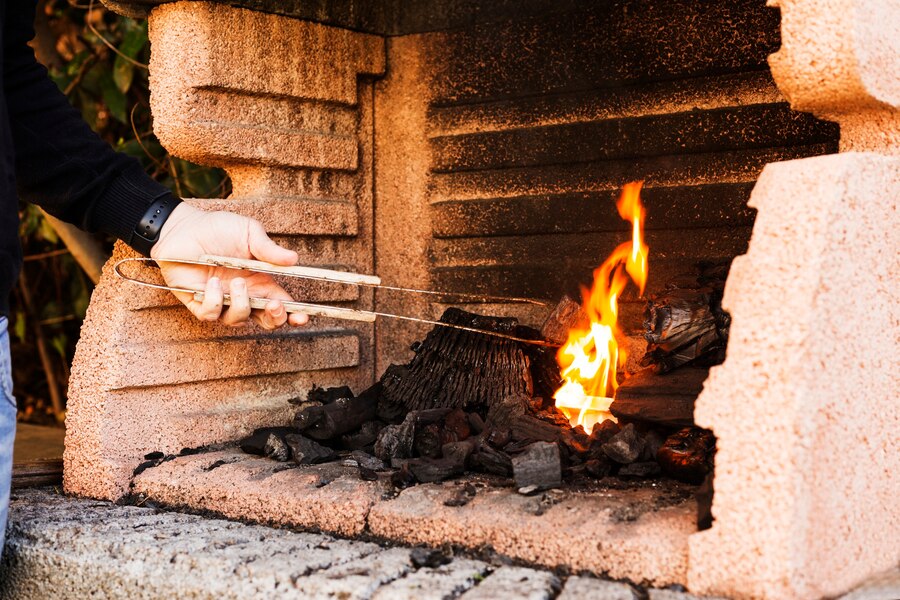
[553,182,648,433]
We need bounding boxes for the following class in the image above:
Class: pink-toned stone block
[688,152,900,599]
[65,3,385,501]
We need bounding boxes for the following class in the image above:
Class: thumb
[247,222,298,266]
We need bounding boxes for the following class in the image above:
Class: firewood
[378,308,535,413]
[512,441,562,490]
[540,295,588,346]
[601,423,645,464]
[641,262,731,373]
[609,367,709,427]
[284,434,336,465]
[510,415,561,443]
[657,427,716,484]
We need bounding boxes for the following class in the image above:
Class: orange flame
[553,182,648,433]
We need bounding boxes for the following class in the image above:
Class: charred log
[378,308,535,414]
[610,367,708,427]
[512,441,562,490]
[641,261,731,373]
[294,385,379,441]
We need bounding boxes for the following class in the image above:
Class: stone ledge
[132,448,697,587]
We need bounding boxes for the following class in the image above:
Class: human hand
[150,203,309,329]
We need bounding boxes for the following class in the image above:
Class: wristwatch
[131,194,182,257]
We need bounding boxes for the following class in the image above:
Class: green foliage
[10,1,230,424]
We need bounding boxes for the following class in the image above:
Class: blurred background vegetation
[13,0,228,426]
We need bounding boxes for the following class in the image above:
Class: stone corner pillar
[688,2,900,598]
[64,1,385,501]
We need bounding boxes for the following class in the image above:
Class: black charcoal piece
[444,482,477,507]
[410,547,452,569]
[239,427,295,456]
[350,450,386,471]
[470,443,513,476]
[308,385,354,404]
[375,411,417,460]
[512,441,562,490]
[264,433,291,462]
[618,461,662,478]
[585,458,612,479]
[284,434,336,465]
[358,466,379,481]
[601,423,645,464]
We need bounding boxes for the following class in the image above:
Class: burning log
[609,367,709,427]
[657,427,716,484]
[641,261,731,373]
[512,441,562,490]
[377,308,536,415]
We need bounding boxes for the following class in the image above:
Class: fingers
[194,277,224,322]
[256,298,288,331]
[221,278,251,326]
[248,221,298,266]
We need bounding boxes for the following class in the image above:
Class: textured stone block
[688,153,900,600]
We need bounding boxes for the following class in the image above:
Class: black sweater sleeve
[3,0,173,248]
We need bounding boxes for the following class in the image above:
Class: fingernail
[272,306,284,317]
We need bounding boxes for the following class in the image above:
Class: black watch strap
[130,195,182,257]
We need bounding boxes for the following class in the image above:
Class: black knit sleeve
[3,0,174,248]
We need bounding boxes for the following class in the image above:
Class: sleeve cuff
[88,163,174,253]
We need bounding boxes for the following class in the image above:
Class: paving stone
[294,548,414,600]
[461,566,560,600]
[647,589,728,600]
[557,576,637,600]
[372,558,489,600]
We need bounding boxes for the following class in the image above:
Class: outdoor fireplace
[64,1,898,599]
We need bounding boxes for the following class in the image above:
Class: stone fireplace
[65,1,898,598]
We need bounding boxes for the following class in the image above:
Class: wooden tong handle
[199,254,381,286]
[192,292,377,323]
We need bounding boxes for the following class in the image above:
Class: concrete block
[688,153,900,600]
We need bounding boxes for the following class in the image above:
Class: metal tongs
[114,255,559,347]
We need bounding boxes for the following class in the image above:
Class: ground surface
[1,488,898,600]
[12,424,64,463]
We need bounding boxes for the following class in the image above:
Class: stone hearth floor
[1,489,897,600]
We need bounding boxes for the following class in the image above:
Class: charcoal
[640,428,666,462]
[391,465,417,489]
[239,427,295,456]
[589,420,620,448]
[308,385,354,404]
[264,434,291,462]
[341,421,384,450]
[510,415,560,443]
[466,412,485,435]
[143,451,164,461]
[657,427,716,484]
[408,440,474,484]
[470,443,513,476]
[618,461,662,478]
[410,547,452,569]
[379,308,534,412]
[486,393,530,428]
[512,441,562,490]
[296,392,378,441]
[284,434,336,465]
[486,428,511,448]
[414,422,443,458]
[585,458,612,479]
[416,408,451,424]
[358,466,379,481]
[601,423,645,464]
[560,426,590,457]
[442,409,471,443]
[350,450,386,471]
[374,411,416,461]
[444,482,477,507]
[697,473,714,530]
